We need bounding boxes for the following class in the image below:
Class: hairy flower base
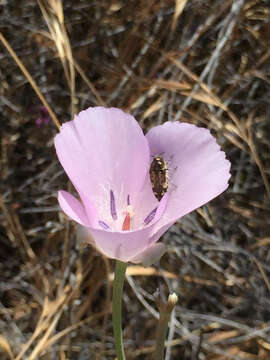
[55,107,231,264]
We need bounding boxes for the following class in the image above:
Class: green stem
[112,260,128,360]
[154,311,171,360]
[154,293,178,360]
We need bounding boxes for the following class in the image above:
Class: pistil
[122,205,134,231]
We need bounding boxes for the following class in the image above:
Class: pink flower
[55,107,230,264]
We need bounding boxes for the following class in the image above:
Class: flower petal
[54,107,150,220]
[146,122,231,235]
[129,242,166,266]
[76,224,95,246]
[132,175,159,228]
[58,190,91,226]
[85,225,154,262]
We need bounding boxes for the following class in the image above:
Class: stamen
[99,220,110,230]
[127,194,130,206]
[144,207,157,225]
[110,190,117,220]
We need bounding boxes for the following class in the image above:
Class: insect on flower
[149,156,169,201]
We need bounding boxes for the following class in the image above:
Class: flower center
[98,190,158,231]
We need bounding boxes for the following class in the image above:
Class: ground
[1,0,270,359]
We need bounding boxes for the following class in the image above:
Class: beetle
[149,156,168,201]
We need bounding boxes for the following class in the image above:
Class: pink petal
[132,175,159,228]
[86,225,155,262]
[54,107,150,221]
[129,242,166,266]
[58,190,91,226]
[146,122,231,237]
[76,224,95,246]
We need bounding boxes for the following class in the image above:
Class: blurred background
[1,0,270,359]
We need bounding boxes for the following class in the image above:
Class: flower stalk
[154,293,178,360]
[112,260,128,360]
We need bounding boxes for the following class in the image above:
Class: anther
[144,207,157,225]
[99,221,110,230]
[110,190,117,220]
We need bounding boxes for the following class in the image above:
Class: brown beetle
[149,156,168,201]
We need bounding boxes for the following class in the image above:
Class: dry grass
[1,0,270,359]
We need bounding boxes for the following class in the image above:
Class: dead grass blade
[168,56,242,130]
[143,95,165,119]
[154,79,191,91]
[0,32,60,130]
[37,0,76,118]
[43,310,109,350]
[15,291,68,360]
[254,258,270,294]
[73,60,106,106]
[171,0,189,33]
[125,265,217,286]
[208,330,240,344]
[181,90,224,107]
[0,191,37,263]
[250,237,270,249]
[0,336,14,359]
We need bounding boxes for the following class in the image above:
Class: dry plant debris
[0,0,270,359]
